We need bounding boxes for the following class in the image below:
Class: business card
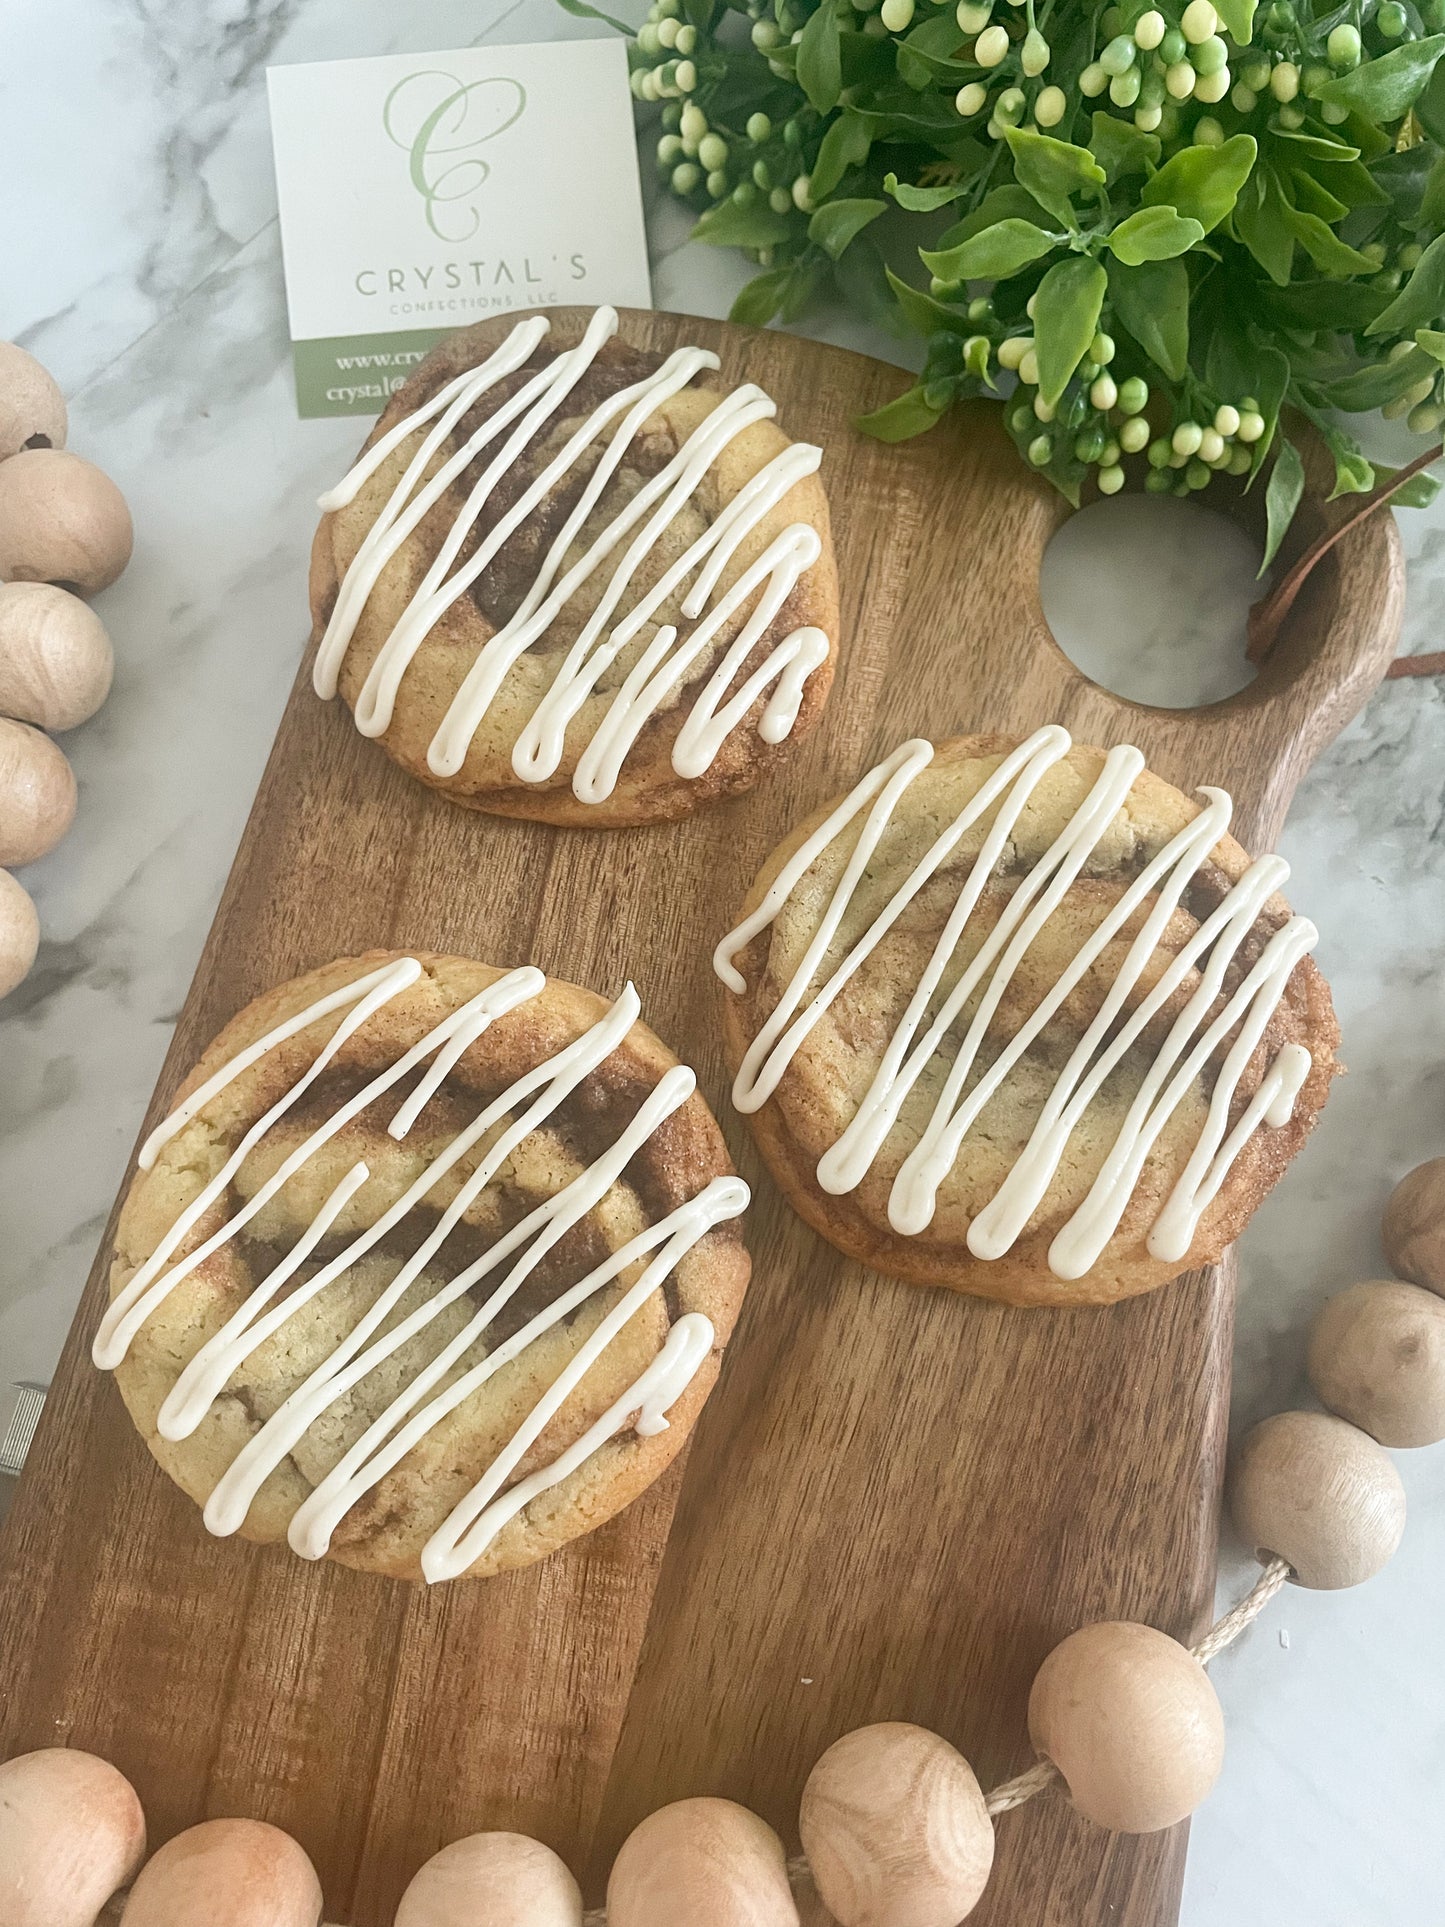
[267,40,652,417]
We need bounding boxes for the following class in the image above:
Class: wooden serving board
[0,310,1404,1926]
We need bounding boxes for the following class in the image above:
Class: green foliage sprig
[560,0,1445,558]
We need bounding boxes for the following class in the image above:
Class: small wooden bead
[1382,1158,1445,1296]
[396,1831,582,1926]
[0,581,113,730]
[0,867,39,997]
[0,1747,146,1927]
[0,447,132,595]
[120,1818,322,1927]
[0,341,67,459]
[1228,1410,1405,1589]
[608,1797,799,1927]
[0,716,77,866]
[1308,1280,1445,1448]
[1027,1623,1224,1834]
[798,1723,993,1927]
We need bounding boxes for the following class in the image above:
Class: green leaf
[1418,327,1445,366]
[1212,0,1257,43]
[963,332,994,384]
[936,184,1053,249]
[1261,439,1305,574]
[833,231,895,328]
[810,111,873,201]
[1142,134,1257,234]
[1003,128,1106,231]
[1321,425,1375,500]
[553,0,632,29]
[809,197,888,261]
[1268,128,1360,161]
[896,10,975,86]
[1032,256,1108,407]
[1316,34,1445,120]
[1265,279,1390,329]
[1088,112,1160,184]
[1423,155,1445,231]
[730,268,794,329]
[1419,50,1445,143]
[778,254,830,323]
[1289,169,1349,223]
[1323,345,1434,408]
[886,266,973,336]
[884,169,975,212]
[1371,144,1439,221]
[1246,344,1291,478]
[1309,155,1393,211]
[921,217,1061,281]
[796,3,843,113]
[1107,205,1205,264]
[1233,167,1294,286]
[1366,233,1445,337]
[1386,465,1443,509]
[693,199,795,249]
[1280,203,1378,276]
[856,384,946,441]
[1107,255,1189,379]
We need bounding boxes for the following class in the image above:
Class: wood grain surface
[0,308,1405,1926]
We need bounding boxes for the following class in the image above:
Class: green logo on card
[383,71,527,242]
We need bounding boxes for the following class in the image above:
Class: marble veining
[1,2,1442,1921]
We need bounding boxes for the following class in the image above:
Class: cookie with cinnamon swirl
[95,952,750,1580]
[309,306,838,827]
[715,728,1338,1306]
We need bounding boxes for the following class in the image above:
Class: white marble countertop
[2,2,1442,1921]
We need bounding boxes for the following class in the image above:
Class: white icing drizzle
[313,304,829,804]
[714,725,1318,1280]
[95,961,747,1580]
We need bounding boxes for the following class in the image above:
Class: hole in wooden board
[1040,495,1263,709]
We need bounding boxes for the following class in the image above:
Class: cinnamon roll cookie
[715,728,1338,1306]
[309,306,838,826]
[94,953,750,1581]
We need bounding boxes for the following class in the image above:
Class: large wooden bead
[0,867,39,997]
[0,1747,146,1927]
[396,1832,582,1926]
[0,341,67,459]
[1027,1623,1224,1834]
[1382,1158,1445,1296]
[799,1723,993,1927]
[1228,1410,1405,1588]
[120,1818,322,1926]
[608,1797,799,1927]
[0,716,76,866]
[0,581,114,730]
[1307,1280,1445,1448]
[0,447,133,595]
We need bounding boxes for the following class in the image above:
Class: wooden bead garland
[0,866,39,997]
[0,715,77,867]
[0,341,67,459]
[396,1831,582,1926]
[1308,1280,1445,1448]
[0,581,114,730]
[119,1818,323,1927]
[799,1723,993,1927]
[0,1747,145,1927]
[0,339,129,1001]
[1026,1622,1224,1833]
[0,447,133,595]
[1382,1158,1445,1295]
[607,1797,799,1926]
[1228,1409,1406,1589]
